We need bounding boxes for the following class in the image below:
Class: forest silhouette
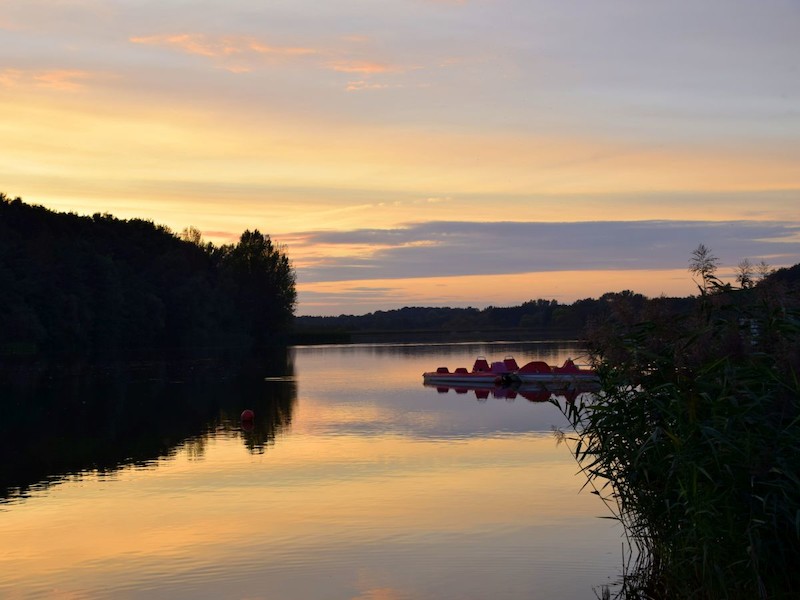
[0,194,296,359]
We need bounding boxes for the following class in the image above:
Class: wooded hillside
[0,195,296,358]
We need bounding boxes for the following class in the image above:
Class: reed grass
[557,282,800,599]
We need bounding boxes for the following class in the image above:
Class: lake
[0,341,626,599]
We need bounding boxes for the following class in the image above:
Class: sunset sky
[2,1,799,315]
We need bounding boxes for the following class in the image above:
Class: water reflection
[293,340,592,440]
[426,381,600,403]
[0,350,296,503]
[0,342,625,600]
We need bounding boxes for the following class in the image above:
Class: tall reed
[558,282,800,598]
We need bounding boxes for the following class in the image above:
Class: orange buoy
[240,409,255,421]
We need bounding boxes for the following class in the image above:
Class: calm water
[0,342,625,599]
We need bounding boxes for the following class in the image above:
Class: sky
[2,0,799,315]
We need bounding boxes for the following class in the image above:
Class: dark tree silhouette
[218,229,297,348]
[0,194,296,359]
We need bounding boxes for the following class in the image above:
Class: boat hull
[510,372,599,385]
[422,373,503,386]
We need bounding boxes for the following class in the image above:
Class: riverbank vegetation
[0,195,296,359]
[558,247,800,598]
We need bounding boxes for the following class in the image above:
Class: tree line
[295,247,798,341]
[295,294,695,339]
[0,194,296,359]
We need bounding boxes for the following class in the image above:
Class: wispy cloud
[0,68,95,91]
[129,33,318,73]
[333,59,422,92]
[130,33,317,58]
[327,61,388,74]
[345,80,393,92]
[130,31,424,87]
[326,60,412,74]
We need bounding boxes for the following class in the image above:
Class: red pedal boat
[422,356,598,386]
[510,358,599,385]
[422,356,519,385]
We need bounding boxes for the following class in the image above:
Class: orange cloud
[130,33,317,61]
[0,68,22,87]
[329,60,421,92]
[34,69,94,91]
[0,68,94,91]
[130,32,420,88]
[327,60,400,74]
[130,33,219,57]
[346,80,393,92]
[248,40,316,57]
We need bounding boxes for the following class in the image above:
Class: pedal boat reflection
[423,379,600,403]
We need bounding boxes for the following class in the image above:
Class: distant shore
[288,326,584,346]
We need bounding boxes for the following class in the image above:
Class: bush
[559,278,800,598]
